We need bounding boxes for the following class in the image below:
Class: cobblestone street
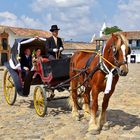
[0,64,140,140]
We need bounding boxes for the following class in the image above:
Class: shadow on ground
[12,98,140,131]
[14,96,71,111]
[107,109,140,130]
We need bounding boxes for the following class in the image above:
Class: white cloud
[112,0,140,30]
[0,11,44,29]
[20,16,44,28]
[31,0,98,41]
[0,11,17,20]
[30,0,140,40]
[31,0,95,12]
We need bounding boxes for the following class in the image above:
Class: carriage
[3,37,72,117]
[3,33,131,134]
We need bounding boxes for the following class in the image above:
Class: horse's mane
[103,32,128,55]
[115,33,128,47]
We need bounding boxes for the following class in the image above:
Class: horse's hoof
[88,125,100,135]
[88,129,100,135]
[72,113,80,121]
[101,122,110,131]
[102,124,109,131]
[75,116,80,121]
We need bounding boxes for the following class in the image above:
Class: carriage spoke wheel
[34,86,47,117]
[3,69,17,105]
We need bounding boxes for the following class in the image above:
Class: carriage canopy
[9,37,47,69]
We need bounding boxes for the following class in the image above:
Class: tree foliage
[103,26,122,35]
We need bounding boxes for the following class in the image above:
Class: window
[132,40,136,47]
[2,38,8,50]
[129,40,132,45]
[136,40,140,47]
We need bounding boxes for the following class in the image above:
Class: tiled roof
[95,31,140,41]
[64,42,96,50]
[0,25,51,37]
[122,31,140,39]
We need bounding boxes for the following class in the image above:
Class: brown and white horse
[69,33,131,134]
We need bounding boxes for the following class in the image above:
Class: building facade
[126,31,140,63]
[63,41,96,55]
[94,31,140,63]
[0,25,51,65]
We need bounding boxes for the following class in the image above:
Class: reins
[80,50,116,68]
[53,47,121,92]
[54,50,117,92]
[67,49,118,91]
[67,34,128,94]
[52,68,88,90]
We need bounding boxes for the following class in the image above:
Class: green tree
[103,26,122,35]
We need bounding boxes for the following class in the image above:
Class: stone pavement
[0,64,140,140]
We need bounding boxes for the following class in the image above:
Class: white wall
[130,49,140,63]
[8,30,32,48]
[8,32,17,48]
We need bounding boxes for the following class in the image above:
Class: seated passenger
[32,48,49,71]
[46,25,64,60]
[32,48,48,62]
[20,48,32,78]
[32,48,42,62]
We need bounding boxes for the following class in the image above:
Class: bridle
[111,45,127,67]
[109,35,128,68]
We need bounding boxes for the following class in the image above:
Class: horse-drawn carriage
[3,37,71,117]
[3,33,131,134]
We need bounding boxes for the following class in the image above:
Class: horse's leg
[70,79,80,120]
[98,93,113,130]
[98,77,119,130]
[88,88,100,134]
[83,87,91,118]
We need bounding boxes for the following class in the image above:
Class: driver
[45,25,64,60]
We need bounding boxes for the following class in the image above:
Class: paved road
[0,64,140,140]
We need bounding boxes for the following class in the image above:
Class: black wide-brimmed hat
[50,25,60,32]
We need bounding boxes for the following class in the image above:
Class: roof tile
[0,25,51,37]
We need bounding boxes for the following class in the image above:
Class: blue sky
[0,0,139,42]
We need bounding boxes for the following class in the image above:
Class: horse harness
[109,42,127,67]
[72,47,123,89]
[56,41,127,91]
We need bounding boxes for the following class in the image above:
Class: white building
[94,31,140,63]
[126,31,140,63]
[0,25,51,65]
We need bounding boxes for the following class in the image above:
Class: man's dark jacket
[20,55,32,70]
[46,36,63,57]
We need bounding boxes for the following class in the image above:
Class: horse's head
[109,33,131,76]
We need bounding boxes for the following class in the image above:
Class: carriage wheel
[34,86,47,117]
[3,69,17,105]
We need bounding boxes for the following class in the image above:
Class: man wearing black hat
[46,25,64,60]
